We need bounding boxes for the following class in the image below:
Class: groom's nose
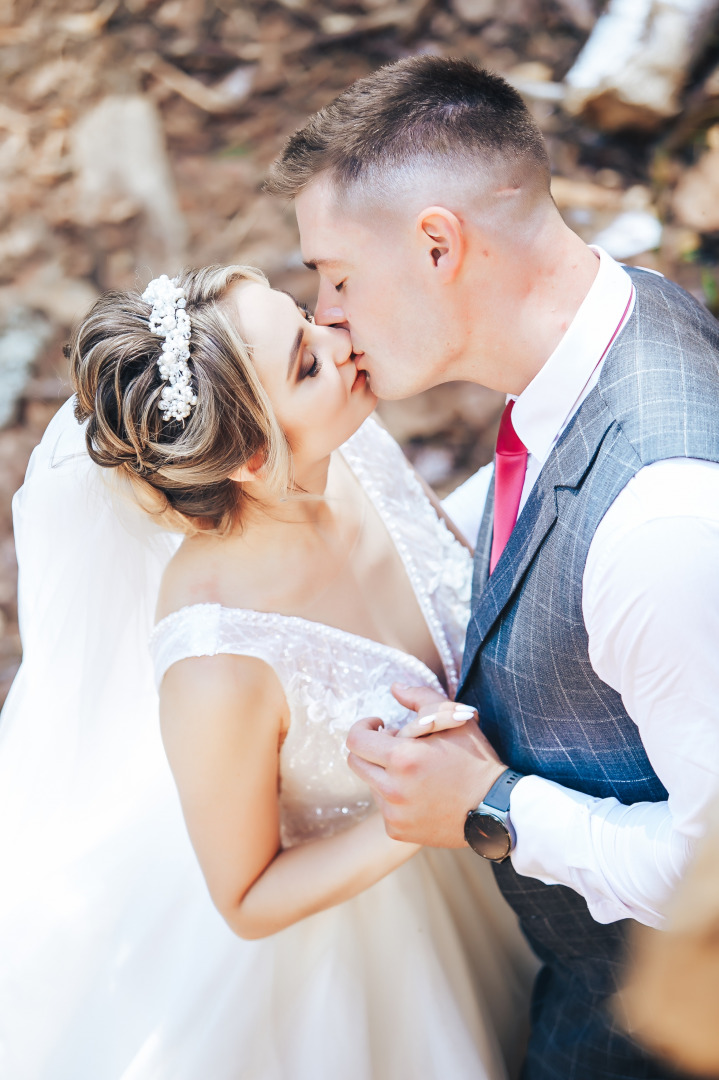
[314,281,348,329]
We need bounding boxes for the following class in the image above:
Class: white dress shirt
[445,248,719,929]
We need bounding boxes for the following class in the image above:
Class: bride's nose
[327,325,354,368]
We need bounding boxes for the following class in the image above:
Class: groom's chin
[357,356,437,401]
[368,376,423,402]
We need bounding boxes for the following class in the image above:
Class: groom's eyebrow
[303,258,340,271]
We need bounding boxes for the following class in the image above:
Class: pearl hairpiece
[141,274,197,423]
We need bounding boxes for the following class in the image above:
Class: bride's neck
[239,453,346,535]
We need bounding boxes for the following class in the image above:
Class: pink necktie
[489,400,528,574]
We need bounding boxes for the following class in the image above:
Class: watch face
[465,812,512,862]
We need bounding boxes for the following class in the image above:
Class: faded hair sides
[266,56,550,204]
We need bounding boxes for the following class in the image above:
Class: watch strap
[481,769,523,813]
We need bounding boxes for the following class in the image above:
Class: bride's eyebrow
[287,326,305,381]
[279,289,313,320]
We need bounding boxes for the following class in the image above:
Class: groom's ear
[416,207,465,282]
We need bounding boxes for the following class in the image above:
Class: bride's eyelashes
[299,351,322,379]
[279,290,315,323]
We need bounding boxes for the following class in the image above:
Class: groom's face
[295,177,458,400]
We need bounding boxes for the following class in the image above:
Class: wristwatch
[464,769,524,862]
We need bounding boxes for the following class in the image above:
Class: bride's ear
[228,450,265,484]
[416,207,465,282]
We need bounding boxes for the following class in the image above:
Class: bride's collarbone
[206,521,395,618]
[158,501,443,680]
[157,514,352,614]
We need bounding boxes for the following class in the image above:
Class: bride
[0,265,535,1080]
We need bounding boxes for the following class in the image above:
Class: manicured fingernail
[453,706,475,719]
[418,713,438,726]
[394,683,410,690]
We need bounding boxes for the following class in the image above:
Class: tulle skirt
[2,809,535,1080]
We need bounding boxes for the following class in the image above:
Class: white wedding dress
[0,402,533,1080]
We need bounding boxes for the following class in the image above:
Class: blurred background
[2,0,719,704]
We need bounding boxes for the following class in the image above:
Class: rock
[551,180,662,254]
[564,0,719,129]
[672,127,719,232]
[507,63,566,103]
[317,1,431,39]
[507,62,554,84]
[554,0,596,32]
[13,260,98,328]
[0,218,45,275]
[136,55,258,114]
[0,310,52,429]
[590,209,663,258]
[321,13,358,35]
[72,95,188,270]
[551,176,624,212]
[57,0,119,38]
[450,0,496,25]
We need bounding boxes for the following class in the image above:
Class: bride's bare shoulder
[154,528,258,623]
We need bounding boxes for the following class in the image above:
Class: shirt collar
[510,246,634,466]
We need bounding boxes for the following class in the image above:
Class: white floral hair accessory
[141,274,197,423]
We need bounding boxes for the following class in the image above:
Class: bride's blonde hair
[70,265,292,534]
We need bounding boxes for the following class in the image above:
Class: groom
[267,57,719,1078]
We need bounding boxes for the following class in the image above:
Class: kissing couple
[1,55,718,1080]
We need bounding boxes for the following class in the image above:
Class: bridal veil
[0,398,261,1078]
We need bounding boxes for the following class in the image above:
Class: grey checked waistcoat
[457,266,719,1080]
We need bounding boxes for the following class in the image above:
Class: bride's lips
[350,351,368,392]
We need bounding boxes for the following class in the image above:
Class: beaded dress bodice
[150,418,472,848]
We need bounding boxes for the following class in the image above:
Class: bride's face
[227,281,377,471]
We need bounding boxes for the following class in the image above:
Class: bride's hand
[391,683,478,739]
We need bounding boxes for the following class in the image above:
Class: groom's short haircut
[267,56,550,204]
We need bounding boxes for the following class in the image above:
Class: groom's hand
[346,705,506,848]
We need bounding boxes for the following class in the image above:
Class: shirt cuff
[509,773,602,888]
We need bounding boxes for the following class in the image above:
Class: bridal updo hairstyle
[70,265,291,534]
